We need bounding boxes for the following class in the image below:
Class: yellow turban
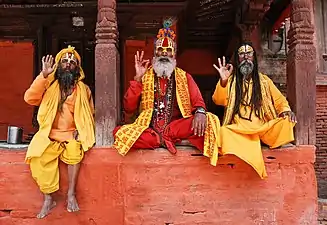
[46,45,85,86]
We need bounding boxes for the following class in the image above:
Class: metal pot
[7,126,23,144]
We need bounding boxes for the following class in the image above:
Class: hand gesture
[134,51,150,82]
[279,111,297,123]
[41,55,55,78]
[213,56,233,87]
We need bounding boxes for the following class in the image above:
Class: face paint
[155,37,175,56]
[238,44,254,59]
[60,52,78,65]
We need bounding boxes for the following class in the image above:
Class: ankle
[44,194,52,200]
[67,191,76,197]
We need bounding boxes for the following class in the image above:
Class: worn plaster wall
[0,41,36,140]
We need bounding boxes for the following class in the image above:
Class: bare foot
[37,195,56,219]
[67,194,80,212]
[280,143,295,148]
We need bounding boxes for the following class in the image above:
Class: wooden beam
[117,2,187,14]
[0,2,96,9]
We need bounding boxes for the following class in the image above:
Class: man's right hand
[134,51,150,82]
[41,55,55,78]
[213,56,233,87]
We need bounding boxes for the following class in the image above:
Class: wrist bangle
[195,107,206,114]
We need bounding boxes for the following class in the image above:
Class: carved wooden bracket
[96,0,119,45]
[234,0,273,42]
[287,0,315,51]
[236,23,256,42]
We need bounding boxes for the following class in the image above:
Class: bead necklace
[152,75,175,133]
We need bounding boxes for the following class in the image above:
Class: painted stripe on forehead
[238,45,254,54]
[61,52,78,63]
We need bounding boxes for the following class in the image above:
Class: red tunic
[114,73,206,151]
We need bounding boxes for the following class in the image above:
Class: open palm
[42,55,55,78]
[134,51,150,82]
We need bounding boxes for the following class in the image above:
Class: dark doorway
[192,75,224,121]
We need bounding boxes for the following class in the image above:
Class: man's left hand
[192,113,207,136]
[73,130,79,141]
[279,111,297,123]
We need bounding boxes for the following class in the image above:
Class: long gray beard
[239,60,254,76]
[152,56,176,78]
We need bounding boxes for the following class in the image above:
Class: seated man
[212,43,296,179]
[113,19,220,165]
[24,46,95,218]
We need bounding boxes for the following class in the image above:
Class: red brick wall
[0,41,36,141]
[316,85,327,198]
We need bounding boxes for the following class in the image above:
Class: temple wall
[0,146,317,225]
[0,41,36,141]
[316,86,327,199]
[248,25,327,200]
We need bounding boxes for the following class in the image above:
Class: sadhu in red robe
[113,67,220,165]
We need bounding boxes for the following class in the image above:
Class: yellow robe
[212,73,295,178]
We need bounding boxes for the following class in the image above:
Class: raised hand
[134,51,150,82]
[213,56,233,87]
[41,55,55,78]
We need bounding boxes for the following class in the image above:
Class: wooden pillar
[95,0,120,146]
[287,0,316,145]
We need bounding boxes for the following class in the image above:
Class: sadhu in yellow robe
[212,73,296,178]
[24,46,95,194]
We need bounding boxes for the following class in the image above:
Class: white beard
[239,60,254,76]
[152,56,176,78]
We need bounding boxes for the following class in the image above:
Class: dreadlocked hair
[229,43,262,122]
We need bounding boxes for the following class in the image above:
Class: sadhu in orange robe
[212,73,296,178]
[25,75,94,143]
[24,47,95,194]
[114,67,220,165]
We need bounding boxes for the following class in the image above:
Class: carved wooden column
[287,0,316,145]
[95,0,120,146]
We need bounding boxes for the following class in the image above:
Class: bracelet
[195,107,206,115]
